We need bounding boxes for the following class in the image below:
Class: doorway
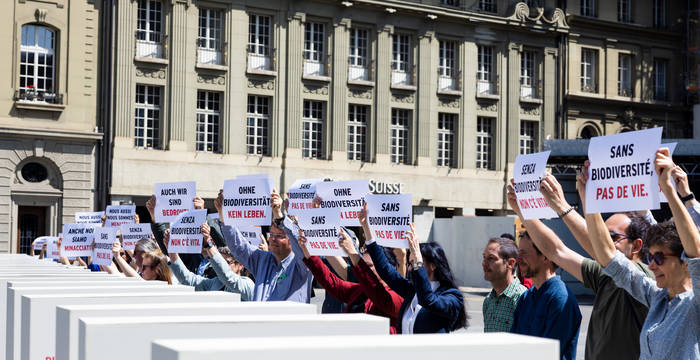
[17,206,47,255]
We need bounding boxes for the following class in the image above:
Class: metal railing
[391,64,417,87]
[197,40,227,66]
[520,78,541,99]
[135,30,168,59]
[302,53,331,77]
[437,68,462,92]
[347,57,375,82]
[15,89,64,104]
[476,73,499,96]
[247,46,276,72]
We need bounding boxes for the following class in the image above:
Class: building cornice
[567,15,682,41]
[0,126,103,142]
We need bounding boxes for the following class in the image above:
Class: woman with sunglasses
[360,204,467,334]
[585,148,699,360]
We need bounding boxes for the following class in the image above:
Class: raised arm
[216,189,260,272]
[507,180,585,281]
[207,247,255,301]
[672,165,700,229]
[111,241,142,279]
[165,227,224,291]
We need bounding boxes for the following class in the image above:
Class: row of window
[581,0,668,28]
[133,84,538,167]
[580,49,668,100]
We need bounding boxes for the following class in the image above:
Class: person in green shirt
[482,237,526,332]
[506,172,653,360]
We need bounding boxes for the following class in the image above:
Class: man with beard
[481,237,526,332]
[510,232,581,360]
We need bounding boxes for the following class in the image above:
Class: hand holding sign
[93,227,117,266]
[105,205,136,227]
[539,174,572,215]
[154,181,196,222]
[296,208,344,256]
[672,166,692,199]
[168,209,207,254]
[222,179,272,226]
[364,193,412,249]
[315,180,369,226]
[654,148,676,196]
[61,223,97,257]
[512,151,557,220]
[75,211,104,224]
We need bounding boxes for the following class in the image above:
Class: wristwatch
[412,260,424,269]
[202,238,213,249]
[680,192,695,202]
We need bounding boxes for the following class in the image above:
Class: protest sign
[221,178,271,227]
[656,142,677,203]
[75,212,104,224]
[365,194,412,248]
[154,181,196,223]
[119,223,152,251]
[46,237,60,259]
[33,236,49,251]
[239,226,263,247]
[61,224,97,257]
[236,174,274,193]
[585,127,663,213]
[105,205,136,227]
[92,227,117,266]
[315,180,369,226]
[513,151,558,219]
[168,209,207,254]
[208,212,219,222]
[287,179,323,216]
[296,208,344,256]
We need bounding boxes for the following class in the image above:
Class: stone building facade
[0,0,103,254]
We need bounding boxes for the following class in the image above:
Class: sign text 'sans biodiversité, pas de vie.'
[105,205,136,227]
[512,151,558,220]
[119,223,152,251]
[92,227,118,266]
[222,178,271,227]
[365,193,412,249]
[585,127,663,213]
[297,208,344,256]
[61,223,97,257]
[314,180,370,227]
[154,181,196,223]
[287,178,323,216]
[168,209,207,254]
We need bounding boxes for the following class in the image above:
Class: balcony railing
[135,30,168,60]
[303,53,331,78]
[438,68,461,92]
[348,58,374,82]
[581,82,597,93]
[476,74,499,96]
[520,78,541,99]
[247,46,276,72]
[15,89,64,104]
[197,40,227,66]
[391,64,416,88]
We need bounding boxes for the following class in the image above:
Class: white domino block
[56,301,315,360]
[21,291,240,360]
[8,283,190,360]
[79,314,388,360]
[152,333,559,360]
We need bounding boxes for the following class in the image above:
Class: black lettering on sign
[333,188,352,196]
[381,203,400,212]
[610,144,635,158]
[311,216,326,225]
[521,163,536,175]
[239,186,256,194]
[161,188,176,196]
[181,216,195,224]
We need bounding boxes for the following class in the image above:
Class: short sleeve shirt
[581,258,654,360]
[482,279,526,332]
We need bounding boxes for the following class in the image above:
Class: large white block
[8,283,189,360]
[80,314,389,360]
[20,291,240,360]
[0,276,127,357]
[56,301,315,360]
[152,333,559,360]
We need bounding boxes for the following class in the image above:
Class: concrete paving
[311,287,594,360]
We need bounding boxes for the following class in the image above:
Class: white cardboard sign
[586,127,663,213]
[236,174,274,192]
[120,223,152,251]
[92,228,117,266]
[513,151,558,219]
[222,178,271,227]
[288,179,323,216]
[657,142,677,203]
[33,237,49,251]
[61,224,96,257]
[46,237,60,259]
[154,182,196,223]
[239,226,263,247]
[169,209,208,254]
[75,212,104,224]
[315,180,370,226]
[365,194,412,249]
[297,208,344,256]
[105,205,135,227]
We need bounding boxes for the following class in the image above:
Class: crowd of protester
[32,148,698,360]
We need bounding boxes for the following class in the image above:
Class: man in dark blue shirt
[511,232,582,360]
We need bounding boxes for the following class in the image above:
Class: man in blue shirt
[217,189,313,302]
[511,231,581,360]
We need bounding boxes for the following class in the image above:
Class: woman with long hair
[141,249,173,284]
[361,205,467,333]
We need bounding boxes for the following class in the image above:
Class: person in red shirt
[297,229,405,334]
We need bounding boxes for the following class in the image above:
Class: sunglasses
[609,231,629,243]
[142,263,158,271]
[268,233,286,240]
[645,251,677,266]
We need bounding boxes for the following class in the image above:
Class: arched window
[580,125,599,139]
[20,25,55,96]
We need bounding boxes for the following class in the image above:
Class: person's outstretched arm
[508,178,584,281]
[165,227,224,291]
[111,241,142,279]
[216,189,260,273]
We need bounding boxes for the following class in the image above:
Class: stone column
[331,18,351,158]
[416,28,435,166]
[506,42,521,164]
[374,24,393,162]
[114,0,136,139]
[167,0,190,151]
[543,48,557,142]
[286,12,305,151]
